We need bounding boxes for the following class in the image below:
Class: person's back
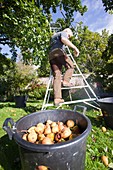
[49,31,68,52]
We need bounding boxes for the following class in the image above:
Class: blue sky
[52,0,113,34]
[1,0,113,56]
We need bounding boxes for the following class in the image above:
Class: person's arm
[61,36,80,57]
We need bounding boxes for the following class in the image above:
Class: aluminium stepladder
[42,45,100,110]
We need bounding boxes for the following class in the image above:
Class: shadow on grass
[0,135,21,170]
[23,104,42,113]
[0,102,15,109]
[86,115,105,127]
[0,101,42,113]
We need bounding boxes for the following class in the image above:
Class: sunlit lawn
[0,101,113,170]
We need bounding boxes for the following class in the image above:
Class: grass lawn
[0,101,113,170]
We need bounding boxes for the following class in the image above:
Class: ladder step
[43,98,97,108]
[61,85,88,89]
[49,74,84,79]
[48,85,89,91]
[49,74,86,79]
[60,98,96,105]
[67,54,71,57]
[43,103,54,107]
[72,73,85,76]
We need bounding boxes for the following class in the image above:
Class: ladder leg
[41,70,53,110]
[66,46,98,99]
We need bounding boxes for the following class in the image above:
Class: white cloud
[89,12,113,34]
[74,0,113,34]
[103,15,113,34]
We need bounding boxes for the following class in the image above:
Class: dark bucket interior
[97,97,113,129]
[12,109,91,170]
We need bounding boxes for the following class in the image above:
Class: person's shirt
[49,31,68,53]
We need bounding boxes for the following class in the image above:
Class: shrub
[27,81,46,100]
[0,57,39,101]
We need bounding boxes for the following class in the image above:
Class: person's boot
[54,98,64,106]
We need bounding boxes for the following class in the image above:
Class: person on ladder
[49,28,80,106]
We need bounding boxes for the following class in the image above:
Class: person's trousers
[50,54,74,99]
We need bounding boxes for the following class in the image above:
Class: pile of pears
[22,119,81,144]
